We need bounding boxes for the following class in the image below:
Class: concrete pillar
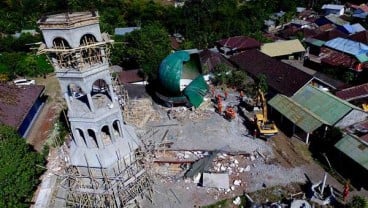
[64,92,72,112]
[305,133,310,144]
[109,124,116,143]
[86,93,95,112]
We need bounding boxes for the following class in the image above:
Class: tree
[347,196,367,208]
[123,23,171,81]
[257,73,268,93]
[0,125,45,208]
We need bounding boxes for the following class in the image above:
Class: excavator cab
[254,89,278,138]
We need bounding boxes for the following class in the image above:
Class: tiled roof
[335,83,368,101]
[349,30,368,44]
[216,36,261,51]
[313,28,348,41]
[0,84,44,129]
[199,49,234,73]
[229,49,313,96]
[117,69,144,84]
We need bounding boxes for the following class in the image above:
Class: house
[268,85,368,143]
[260,39,305,60]
[229,49,313,97]
[215,36,261,56]
[199,49,234,74]
[304,29,348,55]
[335,83,368,110]
[348,30,368,44]
[117,69,145,85]
[334,132,368,189]
[114,27,140,36]
[321,4,345,16]
[348,3,368,19]
[0,84,45,137]
[321,37,368,71]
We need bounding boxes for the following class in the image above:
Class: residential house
[0,84,45,137]
[117,69,145,85]
[321,4,345,16]
[268,85,367,142]
[348,3,368,19]
[335,83,368,110]
[334,132,368,189]
[199,49,234,74]
[320,37,368,72]
[348,30,368,44]
[215,36,261,56]
[304,29,348,55]
[260,39,305,60]
[229,49,313,97]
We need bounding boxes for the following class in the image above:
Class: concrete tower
[38,12,150,207]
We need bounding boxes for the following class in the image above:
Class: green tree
[257,73,268,93]
[0,125,45,208]
[347,196,368,208]
[124,23,171,81]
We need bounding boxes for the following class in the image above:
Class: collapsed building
[37,11,151,207]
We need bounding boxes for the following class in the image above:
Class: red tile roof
[216,36,261,51]
[0,84,45,129]
[229,49,313,96]
[118,69,144,84]
[335,83,368,101]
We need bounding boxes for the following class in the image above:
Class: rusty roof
[216,36,261,51]
[229,49,313,96]
[313,28,348,41]
[199,49,234,72]
[118,69,144,84]
[0,84,45,130]
[335,83,368,101]
[349,30,368,44]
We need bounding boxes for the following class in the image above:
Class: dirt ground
[27,74,64,151]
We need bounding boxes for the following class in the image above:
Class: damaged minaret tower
[38,11,151,207]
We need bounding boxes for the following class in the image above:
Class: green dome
[159,51,190,94]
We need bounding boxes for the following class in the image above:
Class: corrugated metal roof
[324,37,368,62]
[304,37,326,47]
[292,85,356,125]
[335,133,368,170]
[268,94,326,133]
[325,14,348,26]
[216,36,261,50]
[335,83,368,101]
[261,39,305,57]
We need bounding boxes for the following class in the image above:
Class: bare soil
[27,74,64,151]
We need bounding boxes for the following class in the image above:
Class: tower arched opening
[101,125,112,145]
[80,34,102,66]
[112,120,121,137]
[87,129,98,148]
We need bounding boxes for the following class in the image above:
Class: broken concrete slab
[202,172,230,190]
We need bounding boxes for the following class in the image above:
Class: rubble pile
[167,107,211,122]
[123,98,161,127]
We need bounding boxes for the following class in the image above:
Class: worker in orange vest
[217,102,223,114]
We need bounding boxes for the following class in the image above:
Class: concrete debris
[234,179,242,186]
[202,173,230,190]
[245,165,251,172]
[233,196,241,205]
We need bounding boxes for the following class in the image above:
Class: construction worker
[217,102,223,114]
[343,181,350,202]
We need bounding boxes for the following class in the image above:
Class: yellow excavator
[254,89,278,138]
